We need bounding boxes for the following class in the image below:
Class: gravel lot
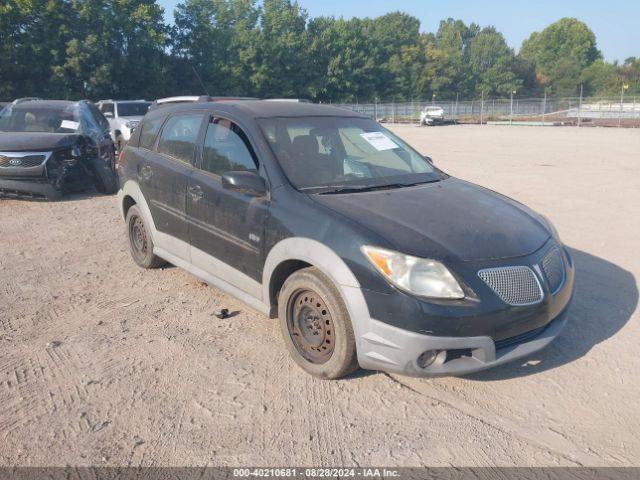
[1,125,638,467]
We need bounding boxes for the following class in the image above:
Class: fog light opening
[417,350,439,369]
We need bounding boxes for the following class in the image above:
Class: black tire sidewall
[89,157,118,194]
[278,267,358,379]
[126,205,156,268]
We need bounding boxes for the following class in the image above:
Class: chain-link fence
[335,96,640,127]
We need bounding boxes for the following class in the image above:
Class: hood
[0,132,81,152]
[312,177,550,263]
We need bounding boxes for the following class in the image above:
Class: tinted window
[87,103,110,131]
[201,118,257,176]
[157,114,202,163]
[117,102,150,117]
[139,116,165,150]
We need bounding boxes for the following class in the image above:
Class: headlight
[361,246,464,299]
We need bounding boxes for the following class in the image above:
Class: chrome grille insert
[0,151,51,168]
[541,247,565,294]
[478,266,543,306]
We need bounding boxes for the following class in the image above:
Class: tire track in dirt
[386,373,599,466]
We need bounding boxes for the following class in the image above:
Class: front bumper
[355,241,574,376]
[0,178,62,200]
[358,306,569,376]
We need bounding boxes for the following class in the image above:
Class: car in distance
[0,99,118,200]
[117,100,574,379]
[420,105,445,125]
[96,100,151,152]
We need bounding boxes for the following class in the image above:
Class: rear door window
[138,116,165,150]
[157,114,203,164]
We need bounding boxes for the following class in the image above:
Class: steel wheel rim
[286,289,334,364]
[129,215,148,258]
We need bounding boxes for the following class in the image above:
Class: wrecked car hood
[0,132,81,152]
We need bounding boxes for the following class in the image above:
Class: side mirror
[104,112,113,118]
[222,171,267,197]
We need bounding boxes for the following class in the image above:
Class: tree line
[1,0,638,102]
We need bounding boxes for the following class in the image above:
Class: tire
[89,156,118,195]
[278,267,359,379]
[125,205,166,269]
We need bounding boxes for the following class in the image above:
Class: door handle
[138,164,153,181]
[188,185,204,201]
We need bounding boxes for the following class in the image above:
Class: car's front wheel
[278,267,359,379]
[126,205,166,269]
[89,156,118,195]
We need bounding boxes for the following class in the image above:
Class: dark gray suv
[117,100,574,379]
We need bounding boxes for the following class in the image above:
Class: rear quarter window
[156,114,203,163]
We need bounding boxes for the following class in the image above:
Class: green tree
[173,0,259,96]
[49,0,169,99]
[519,17,601,96]
[307,17,378,102]
[247,0,309,98]
[0,0,72,98]
[468,27,521,96]
[427,18,479,100]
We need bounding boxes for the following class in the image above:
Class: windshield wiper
[316,180,438,195]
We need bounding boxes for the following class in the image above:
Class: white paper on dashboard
[60,120,80,131]
[360,132,398,151]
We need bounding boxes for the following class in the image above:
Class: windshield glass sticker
[360,131,398,151]
[60,120,80,131]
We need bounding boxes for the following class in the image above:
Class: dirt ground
[0,125,638,467]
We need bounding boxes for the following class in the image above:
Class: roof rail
[149,95,258,111]
[12,97,42,105]
[265,98,312,103]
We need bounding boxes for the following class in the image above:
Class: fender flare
[262,238,372,350]
[118,180,156,232]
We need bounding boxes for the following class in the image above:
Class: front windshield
[0,104,81,133]
[258,116,438,192]
[117,102,151,117]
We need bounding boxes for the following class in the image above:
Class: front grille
[0,152,49,168]
[541,247,565,294]
[494,326,546,350]
[478,266,543,306]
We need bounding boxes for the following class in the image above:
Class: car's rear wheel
[278,267,359,379]
[126,205,166,269]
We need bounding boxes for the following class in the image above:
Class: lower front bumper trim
[0,179,62,200]
[357,309,569,377]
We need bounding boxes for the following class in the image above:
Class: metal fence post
[480,90,484,125]
[578,85,583,127]
[509,91,514,125]
[619,83,625,127]
[542,90,547,124]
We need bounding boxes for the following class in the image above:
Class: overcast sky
[157,0,637,63]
